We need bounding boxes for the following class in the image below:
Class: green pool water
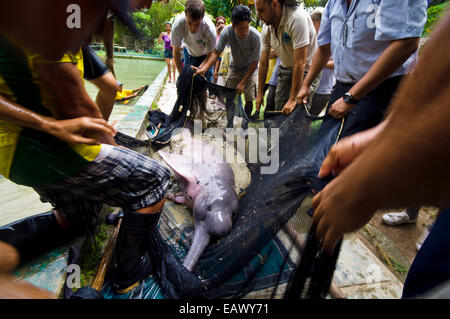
[85,57,165,100]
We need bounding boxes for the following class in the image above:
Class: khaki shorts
[274,66,321,111]
[225,67,257,101]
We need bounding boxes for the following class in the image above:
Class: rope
[364,225,394,270]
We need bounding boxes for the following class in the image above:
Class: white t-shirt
[171,14,217,57]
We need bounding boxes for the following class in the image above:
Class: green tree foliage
[115,0,185,44]
[204,0,249,21]
[423,1,449,36]
[303,0,328,8]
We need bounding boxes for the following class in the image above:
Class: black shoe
[111,210,161,293]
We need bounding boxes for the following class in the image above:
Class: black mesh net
[101,66,392,299]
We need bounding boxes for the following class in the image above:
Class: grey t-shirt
[216,25,261,72]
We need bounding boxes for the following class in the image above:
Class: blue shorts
[82,45,110,81]
[164,48,173,59]
[183,48,213,82]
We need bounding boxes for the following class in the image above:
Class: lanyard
[341,0,360,47]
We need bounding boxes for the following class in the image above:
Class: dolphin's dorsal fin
[158,150,196,184]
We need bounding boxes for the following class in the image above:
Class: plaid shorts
[33,146,171,222]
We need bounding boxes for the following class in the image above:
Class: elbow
[295,60,307,71]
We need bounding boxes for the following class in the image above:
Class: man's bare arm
[0,94,116,145]
[281,46,307,115]
[257,50,269,96]
[348,37,419,101]
[198,51,214,71]
[196,50,221,75]
[289,46,307,102]
[297,44,331,104]
[240,61,258,86]
[36,62,115,144]
[173,47,183,74]
[103,17,116,76]
[329,37,420,119]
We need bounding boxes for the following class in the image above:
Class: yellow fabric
[115,89,134,100]
[218,45,231,76]
[26,49,85,116]
[115,89,134,104]
[0,73,23,178]
[25,48,101,162]
[0,44,100,179]
[266,58,277,84]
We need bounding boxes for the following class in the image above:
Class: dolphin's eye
[208,206,212,211]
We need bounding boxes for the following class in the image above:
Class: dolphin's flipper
[158,151,196,184]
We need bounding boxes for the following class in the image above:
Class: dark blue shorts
[82,45,110,81]
[183,47,213,81]
[164,48,173,59]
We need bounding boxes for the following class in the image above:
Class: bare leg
[171,59,176,82]
[165,58,172,82]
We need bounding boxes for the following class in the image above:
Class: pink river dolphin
[158,135,239,272]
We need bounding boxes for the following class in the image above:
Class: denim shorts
[164,48,173,59]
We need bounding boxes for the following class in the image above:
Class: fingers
[322,227,342,256]
[295,93,306,105]
[318,136,362,178]
[296,87,310,105]
[311,191,322,212]
[312,195,341,256]
[328,106,344,119]
[318,145,340,178]
[255,95,263,109]
[69,135,102,145]
[191,66,203,75]
[81,118,117,136]
[281,105,293,115]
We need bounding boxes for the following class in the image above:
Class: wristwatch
[343,92,359,105]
